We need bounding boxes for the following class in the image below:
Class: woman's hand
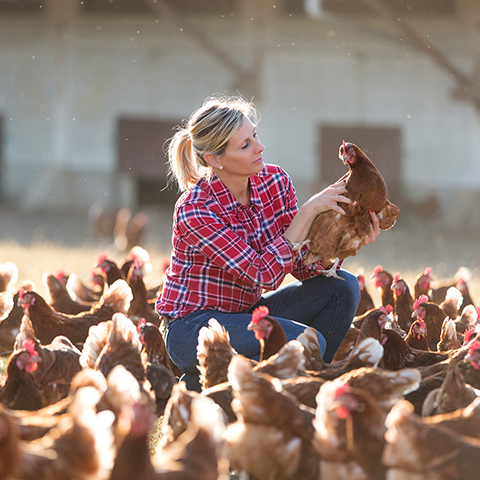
[303,181,352,217]
[362,210,380,245]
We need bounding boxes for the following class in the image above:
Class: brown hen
[17,279,132,348]
[302,142,400,276]
[224,354,319,480]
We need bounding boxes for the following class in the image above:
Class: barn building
[1,0,480,233]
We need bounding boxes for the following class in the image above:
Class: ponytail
[167,129,207,192]
[165,94,259,192]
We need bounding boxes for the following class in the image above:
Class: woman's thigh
[164,308,321,375]
[255,269,360,362]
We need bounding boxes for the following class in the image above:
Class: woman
[156,94,379,391]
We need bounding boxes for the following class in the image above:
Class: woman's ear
[204,152,222,169]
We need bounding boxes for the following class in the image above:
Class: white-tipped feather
[106,364,143,407]
[0,261,18,291]
[100,279,132,313]
[455,266,472,283]
[197,318,229,359]
[69,385,116,477]
[256,340,305,379]
[108,312,141,351]
[0,291,13,321]
[128,245,152,275]
[189,394,226,444]
[353,337,384,366]
[444,286,463,309]
[80,321,112,369]
[65,272,82,302]
[228,355,254,393]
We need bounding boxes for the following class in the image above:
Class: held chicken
[301,142,400,277]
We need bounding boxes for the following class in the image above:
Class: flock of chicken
[1,248,480,480]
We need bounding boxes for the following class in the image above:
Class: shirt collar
[205,173,262,211]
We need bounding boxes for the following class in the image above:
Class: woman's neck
[217,173,251,206]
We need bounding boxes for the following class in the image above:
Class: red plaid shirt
[156,164,328,318]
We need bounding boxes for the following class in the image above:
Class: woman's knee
[337,270,361,305]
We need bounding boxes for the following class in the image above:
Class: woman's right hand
[302,181,351,217]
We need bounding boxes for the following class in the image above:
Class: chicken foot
[320,258,344,281]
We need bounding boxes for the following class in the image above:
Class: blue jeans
[164,269,360,391]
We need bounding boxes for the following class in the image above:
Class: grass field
[1,204,479,311]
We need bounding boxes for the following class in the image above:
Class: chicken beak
[247,322,254,331]
[341,140,348,165]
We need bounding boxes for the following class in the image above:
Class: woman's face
[219,117,265,176]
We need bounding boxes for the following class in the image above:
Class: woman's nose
[255,139,265,153]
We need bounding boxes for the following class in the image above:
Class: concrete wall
[1,1,480,227]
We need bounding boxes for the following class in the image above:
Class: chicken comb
[22,339,38,357]
[463,327,477,345]
[96,252,109,265]
[380,305,393,315]
[137,318,146,333]
[467,340,480,356]
[333,381,350,399]
[424,267,432,276]
[394,272,401,284]
[372,265,383,275]
[55,269,67,279]
[18,287,25,299]
[251,306,269,325]
[413,295,429,310]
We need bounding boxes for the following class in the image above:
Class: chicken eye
[355,402,365,413]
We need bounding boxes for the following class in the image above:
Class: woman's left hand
[362,210,380,245]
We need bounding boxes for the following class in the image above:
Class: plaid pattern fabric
[156,164,327,318]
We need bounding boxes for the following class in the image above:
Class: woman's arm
[284,181,380,245]
[284,181,351,244]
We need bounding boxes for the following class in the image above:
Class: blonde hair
[166,95,260,191]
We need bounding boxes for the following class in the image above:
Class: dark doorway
[117,116,181,206]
